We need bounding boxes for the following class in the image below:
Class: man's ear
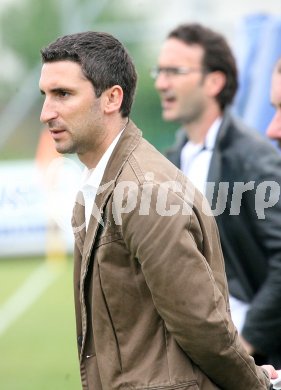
[205,71,226,98]
[103,85,123,114]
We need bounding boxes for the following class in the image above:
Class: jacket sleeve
[120,181,271,389]
[241,145,281,357]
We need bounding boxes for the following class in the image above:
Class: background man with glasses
[153,23,281,368]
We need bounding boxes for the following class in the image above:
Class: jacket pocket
[132,382,198,390]
[159,384,198,390]
[94,231,122,248]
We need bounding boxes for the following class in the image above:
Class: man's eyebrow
[39,87,72,95]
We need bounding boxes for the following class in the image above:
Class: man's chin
[55,144,75,155]
[162,112,177,122]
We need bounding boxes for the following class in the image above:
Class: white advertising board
[0,158,82,258]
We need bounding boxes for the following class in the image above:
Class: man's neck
[183,108,222,144]
[79,117,128,169]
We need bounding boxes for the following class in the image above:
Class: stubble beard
[53,131,83,155]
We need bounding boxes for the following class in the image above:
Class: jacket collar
[75,120,142,258]
[212,108,234,150]
[207,108,234,183]
[164,108,235,189]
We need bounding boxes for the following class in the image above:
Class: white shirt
[180,117,222,195]
[80,131,123,229]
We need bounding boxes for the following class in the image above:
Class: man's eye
[57,90,69,97]
[166,68,179,75]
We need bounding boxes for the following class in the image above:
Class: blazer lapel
[165,128,187,168]
[206,110,233,207]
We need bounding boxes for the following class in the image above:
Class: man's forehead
[159,38,204,64]
[41,60,83,76]
[39,60,87,89]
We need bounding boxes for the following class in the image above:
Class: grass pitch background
[0,257,81,389]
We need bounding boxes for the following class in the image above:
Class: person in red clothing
[266,57,281,148]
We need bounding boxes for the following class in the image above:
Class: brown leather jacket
[71,121,271,390]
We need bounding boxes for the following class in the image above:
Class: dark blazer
[165,109,281,367]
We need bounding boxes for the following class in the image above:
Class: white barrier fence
[0,159,82,258]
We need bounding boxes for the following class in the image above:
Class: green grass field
[0,256,81,389]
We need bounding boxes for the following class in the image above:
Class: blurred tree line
[0,0,176,160]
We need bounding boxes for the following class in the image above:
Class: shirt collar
[204,117,222,151]
[80,129,123,189]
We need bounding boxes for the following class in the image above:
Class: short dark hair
[41,31,137,117]
[168,23,238,110]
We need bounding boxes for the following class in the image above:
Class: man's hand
[262,365,278,380]
[239,336,279,384]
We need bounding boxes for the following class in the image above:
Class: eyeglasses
[150,66,203,79]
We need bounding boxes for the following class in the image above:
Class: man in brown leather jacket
[39,31,277,389]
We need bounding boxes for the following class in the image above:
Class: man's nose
[40,98,58,124]
[154,72,170,91]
